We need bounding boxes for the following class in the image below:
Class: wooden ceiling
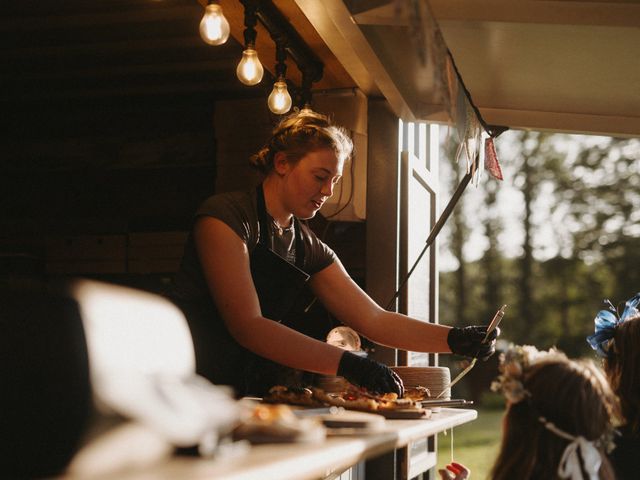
[327,0,640,137]
[2,0,236,106]
[3,0,638,137]
[432,0,640,137]
[1,0,355,110]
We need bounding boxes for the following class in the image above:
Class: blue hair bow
[587,293,640,357]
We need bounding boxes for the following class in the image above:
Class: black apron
[181,185,314,397]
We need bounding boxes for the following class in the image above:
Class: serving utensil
[435,305,507,398]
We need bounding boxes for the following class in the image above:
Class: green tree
[496,131,574,346]
[439,135,470,327]
[560,137,640,301]
[480,179,503,319]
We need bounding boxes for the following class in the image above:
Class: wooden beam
[352,0,640,28]
[294,0,419,120]
[211,0,354,91]
[430,0,640,27]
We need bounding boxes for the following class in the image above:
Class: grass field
[436,408,503,480]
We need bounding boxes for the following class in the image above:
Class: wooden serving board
[376,408,431,419]
[319,410,387,430]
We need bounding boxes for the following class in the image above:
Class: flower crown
[492,344,616,479]
[490,344,565,404]
[586,292,640,358]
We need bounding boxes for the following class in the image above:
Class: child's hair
[587,293,640,435]
[249,110,353,174]
[604,314,640,435]
[491,346,616,480]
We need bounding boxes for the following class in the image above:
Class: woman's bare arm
[194,216,344,374]
[310,260,452,353]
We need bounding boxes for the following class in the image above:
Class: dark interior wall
[2,96,217,232]
[0,94,367,294]
[0,95,219,291]
[0,0,370,293]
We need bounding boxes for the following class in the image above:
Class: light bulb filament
[236,48,264,86]
[199,4,230,46]
[268,80,292,114]
[204,17,223,40]
[241,61,258,82]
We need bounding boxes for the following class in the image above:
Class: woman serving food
[169,110,499,397]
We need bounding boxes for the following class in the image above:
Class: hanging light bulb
[267,36,291,114]
[199,2,230,46]
[299,69,318,114]
[236,47,264,86]
[268,77,292,114]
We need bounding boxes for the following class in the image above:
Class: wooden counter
[63,408,476,480]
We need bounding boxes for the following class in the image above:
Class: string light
[199,1,230,46]
[236,47,264,86]
[267,37,291,114]
[237,0,263,86]
[299,68,316,112]
[268,78,292,114]
[197,0,324,111]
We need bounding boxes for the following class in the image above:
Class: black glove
[337,351,404,397]
[447,326,500,360]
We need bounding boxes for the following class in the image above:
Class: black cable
[445,48,508,139]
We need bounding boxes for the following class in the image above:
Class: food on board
[265,385,432,415]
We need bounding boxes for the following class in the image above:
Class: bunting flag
[452,95,483,183]
[397,0,507,185]
[484,137,503,181]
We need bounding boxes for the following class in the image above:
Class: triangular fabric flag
[484,137,503,180]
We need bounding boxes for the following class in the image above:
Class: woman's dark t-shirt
[172,188,337,305]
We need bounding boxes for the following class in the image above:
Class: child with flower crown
[488,345,617,480]
[442,345,617,480]
[587,292,640,479]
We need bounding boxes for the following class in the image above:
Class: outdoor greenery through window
[436,130,639,478]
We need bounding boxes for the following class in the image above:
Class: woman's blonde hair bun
[249,110,353,174]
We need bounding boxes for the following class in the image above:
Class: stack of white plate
[391,366,451,399]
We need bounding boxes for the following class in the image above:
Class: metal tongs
[436,304,506,398]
